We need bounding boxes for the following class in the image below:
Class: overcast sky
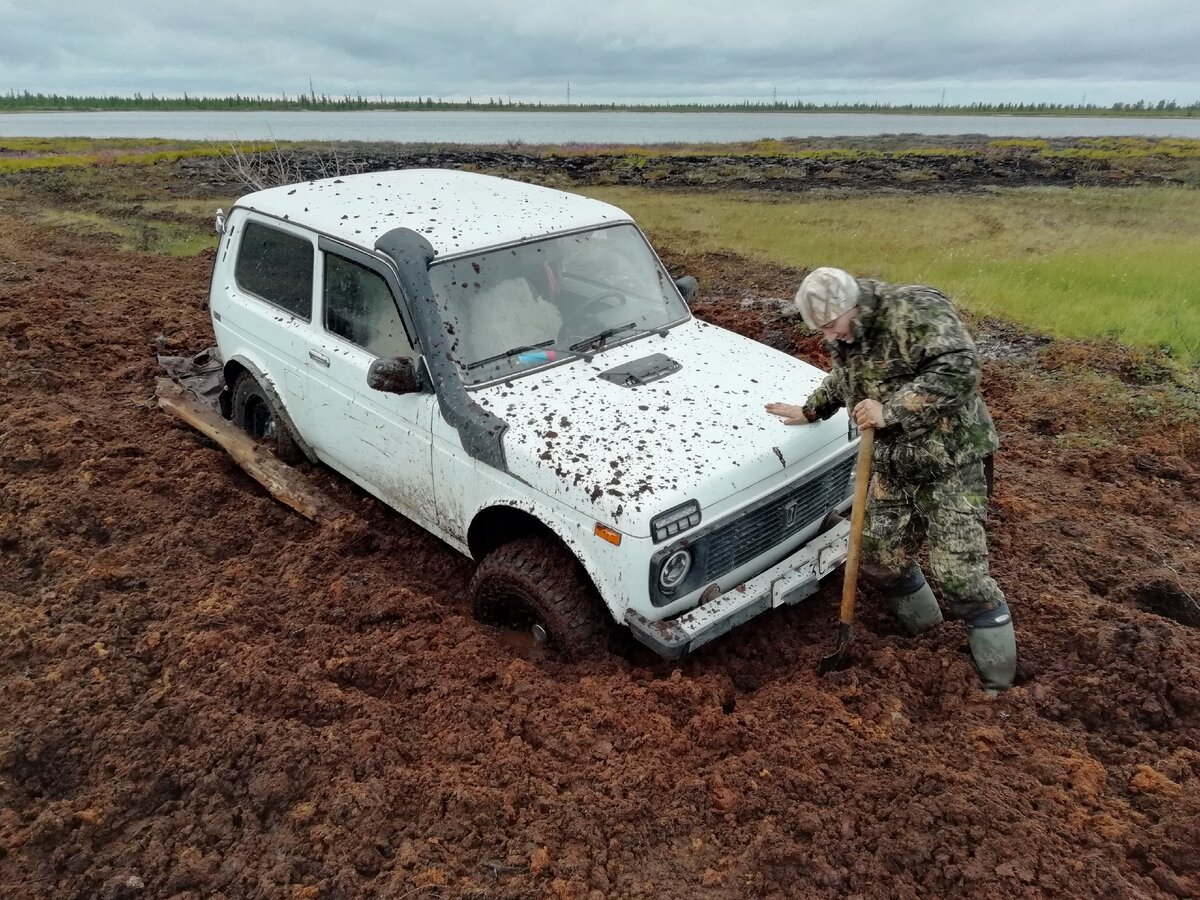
[2,0,1197,106]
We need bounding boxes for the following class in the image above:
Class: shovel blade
[818,622,853,675]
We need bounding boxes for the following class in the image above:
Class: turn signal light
[594,523,622,546]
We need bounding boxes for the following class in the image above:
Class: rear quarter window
[234,220,315,320]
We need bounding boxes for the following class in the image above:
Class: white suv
[210,169,859,657]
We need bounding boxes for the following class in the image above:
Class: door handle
[308,349,330,367]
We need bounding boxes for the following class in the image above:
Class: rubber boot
[888,581,944,636]
[967,602,1017,691]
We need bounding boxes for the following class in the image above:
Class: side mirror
[367,356,423,394]
[674,276,698,303]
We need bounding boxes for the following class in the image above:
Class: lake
[2,110,1198,143]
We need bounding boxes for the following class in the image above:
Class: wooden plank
[155,378,344,525]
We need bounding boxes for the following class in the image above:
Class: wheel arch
[221,354,318,463]
[466,502,612,616]
[468,504,559,560]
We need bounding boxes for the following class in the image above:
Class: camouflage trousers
[861,459,1005,621]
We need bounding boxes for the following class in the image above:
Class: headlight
[658,549,692,592]
[651,500,701,543]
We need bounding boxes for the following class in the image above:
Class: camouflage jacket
[803,279,999,482]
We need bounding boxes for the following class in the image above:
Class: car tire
[470,536,608,659]
[230,372,303,464]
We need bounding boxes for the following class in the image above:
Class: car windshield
[428,224,690,384]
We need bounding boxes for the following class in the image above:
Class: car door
[301,244,437,527]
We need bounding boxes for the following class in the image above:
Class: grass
[0,137,178,154]
[551,136,1200,162]
[0,147,238,255]
[0,138,274,174]
[140,198,238,218]
[584,185,1200,364]
[34,208,217,257]
[4,138,1196,362]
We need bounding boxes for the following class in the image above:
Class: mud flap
[157,346,226,407]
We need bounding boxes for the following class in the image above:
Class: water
[2,110,1199,143]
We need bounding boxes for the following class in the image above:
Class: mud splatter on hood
[473,320,850,537]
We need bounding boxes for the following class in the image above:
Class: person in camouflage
[766,267,1016,690]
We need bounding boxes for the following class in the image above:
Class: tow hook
[820,509,845,532]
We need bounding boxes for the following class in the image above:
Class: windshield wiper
[466,339,556,371]
[569,322,641,354]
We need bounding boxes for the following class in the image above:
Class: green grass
[0,137,177,154]
[0,139,273,173]
[0,154,108,173]
[140,198,238,217]
[35,209,216,256]
[584,185,1200,363]
[551,137,1200,164]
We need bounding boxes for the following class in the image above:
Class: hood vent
[598,353,682,388]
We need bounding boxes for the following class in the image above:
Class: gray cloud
[1,0,1197,104]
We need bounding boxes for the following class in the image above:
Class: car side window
[323,253,413,359]
[234,221,314,320]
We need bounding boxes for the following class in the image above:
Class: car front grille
[699,453,855,583]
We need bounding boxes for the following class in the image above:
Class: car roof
[233,168,634,258]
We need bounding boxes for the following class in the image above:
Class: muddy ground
[1,156,1199,899]
[177,136,1200,194]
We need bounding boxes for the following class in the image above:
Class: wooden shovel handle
[839,427,875,625]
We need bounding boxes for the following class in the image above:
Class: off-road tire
[470,537,608,659]
[230,372,303,464]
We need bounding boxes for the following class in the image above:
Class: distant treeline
[3,91,1199,117]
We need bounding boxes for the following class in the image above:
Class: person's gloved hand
[852,399,885,429]
[765,402,811,425]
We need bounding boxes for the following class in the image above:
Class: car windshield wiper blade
[569,322,641,353]
[466,338,556,371]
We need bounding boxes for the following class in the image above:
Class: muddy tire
[230,372,303,464]
[470,537,608,659]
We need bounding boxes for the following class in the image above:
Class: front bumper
[624,518,851,658]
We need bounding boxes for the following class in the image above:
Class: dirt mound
[176,138,1200,194]
[1,187,1199,898]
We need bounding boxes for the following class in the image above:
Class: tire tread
[469,537,608,659]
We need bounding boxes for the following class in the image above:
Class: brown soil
[1,165,1199,900]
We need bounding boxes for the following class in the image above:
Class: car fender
[466,493,633,623]
[221,352,319,463]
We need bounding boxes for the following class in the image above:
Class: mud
[1,163,1199,899]
[175,135,1200,195]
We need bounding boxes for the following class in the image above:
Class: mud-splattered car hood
[473,319,851,537]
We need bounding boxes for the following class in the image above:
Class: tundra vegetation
[589,185,1200,364]
[4,136,1197,362]
[2,137,1199,898]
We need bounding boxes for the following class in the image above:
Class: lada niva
[209,168,859,657]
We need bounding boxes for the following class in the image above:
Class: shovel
[818,426,875,675]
